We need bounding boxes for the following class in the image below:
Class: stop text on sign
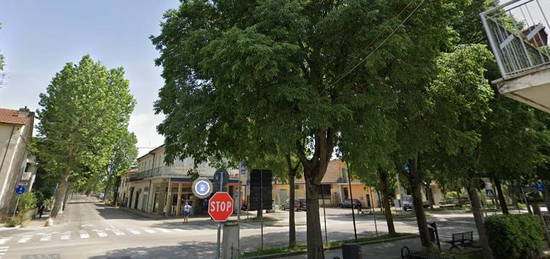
[209,201,233,212]
[208,192,234,222]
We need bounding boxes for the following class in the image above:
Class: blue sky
[0,0,180,155]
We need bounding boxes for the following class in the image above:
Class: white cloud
[128,112,165,156]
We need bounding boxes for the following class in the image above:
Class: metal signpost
[13,185,26,217]
[210,169,232,259]
[347,164,358,241]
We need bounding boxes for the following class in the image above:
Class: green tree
[425,44,495,258]
[37,55,135,218]
[152,1,454,257]
[103,130,138,204]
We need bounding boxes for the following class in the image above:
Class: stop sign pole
[210,169,234,259]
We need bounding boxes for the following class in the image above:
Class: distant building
[272,160,445,209]
[0,107,37,216]
[118,145,242,216]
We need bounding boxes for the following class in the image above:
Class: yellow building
[272,160,382,208]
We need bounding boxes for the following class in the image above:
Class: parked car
[282,199,307,211]
[338,199,362,208]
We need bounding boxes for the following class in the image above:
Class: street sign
[192,177,213,199]
[214,169,229,187]
[208,192,234,222]
[239,162,247,175]
[249,169,273,210]
[15,185,26,195]
[404,164,411,172]
[485,189,495,197]
[536,183,545,192]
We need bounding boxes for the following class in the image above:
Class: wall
[0,123,29,216]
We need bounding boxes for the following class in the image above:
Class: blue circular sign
[15,185,26,195]
[192,178,213,198]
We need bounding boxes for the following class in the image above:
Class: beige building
[272,160,382,208]
[272,160,445,209]
[0,107,37,216]
[118,145,243,216]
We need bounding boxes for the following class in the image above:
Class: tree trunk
[467,185,494,259]
[544,181,550,213]
[406,157,432,250]
[304,174,323,259]
[288,161,297,248]
[424,182,435,209]
[113,176,121,206]
[494,178,508,214]
[456,188,463,207]
[50,169,69,218]
[62,185,71,211]
[256,206,263,219]
[378,169,396,235]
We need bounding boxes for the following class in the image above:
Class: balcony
[127,167,191,182]
[481,0,550,112]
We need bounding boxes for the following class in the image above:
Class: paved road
[0,196,478,258]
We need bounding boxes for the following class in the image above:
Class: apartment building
[118,145,242,216]
[0,107,37,216]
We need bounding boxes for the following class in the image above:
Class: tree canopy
[37,55,135,217]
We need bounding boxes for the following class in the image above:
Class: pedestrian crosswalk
[0,246,8,259]
[1,222,261,247]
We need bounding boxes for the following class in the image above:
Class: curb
[244,234,419,259]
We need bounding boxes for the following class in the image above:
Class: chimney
[18,106,30,117]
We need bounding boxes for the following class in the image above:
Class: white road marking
[142,228,156,234]
[0,238,9,245]
[17,236,31,243]
[127,229,141,235]
[79,231,90,239]
[60,231,71,240]
[0,246,7,251]
[154,228,170,233]
[40,233,51,241]
[92,229,108,238]
[107,228,126,236]
[173,228,185,232]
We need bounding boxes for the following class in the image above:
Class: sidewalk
[280,236,422,259]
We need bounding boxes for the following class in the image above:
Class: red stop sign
[208,192,234,222]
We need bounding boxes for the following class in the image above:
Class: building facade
[272,160,383,208]
[272,160,445,209]
[118,145,243,216]
[0,107,37,217]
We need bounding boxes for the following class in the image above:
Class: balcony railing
[128,167,191,181]
[480,0,550,79]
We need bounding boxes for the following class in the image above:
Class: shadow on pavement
[95,204,152,221]
[89,241,216,259]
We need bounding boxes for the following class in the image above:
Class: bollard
[342,243,362,259]
[222,220,239,259]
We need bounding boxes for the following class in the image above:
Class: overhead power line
[329,0,426,88]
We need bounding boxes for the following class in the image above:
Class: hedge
[485,214,545,259]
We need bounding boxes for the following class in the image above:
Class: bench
[444,231,473,251]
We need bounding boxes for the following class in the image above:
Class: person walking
[183,202,192,223]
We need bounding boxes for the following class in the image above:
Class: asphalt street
[0,196,479,259]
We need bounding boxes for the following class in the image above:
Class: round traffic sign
[192,178,213,199]
[208,192,234,222]
[15,185,26,195]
